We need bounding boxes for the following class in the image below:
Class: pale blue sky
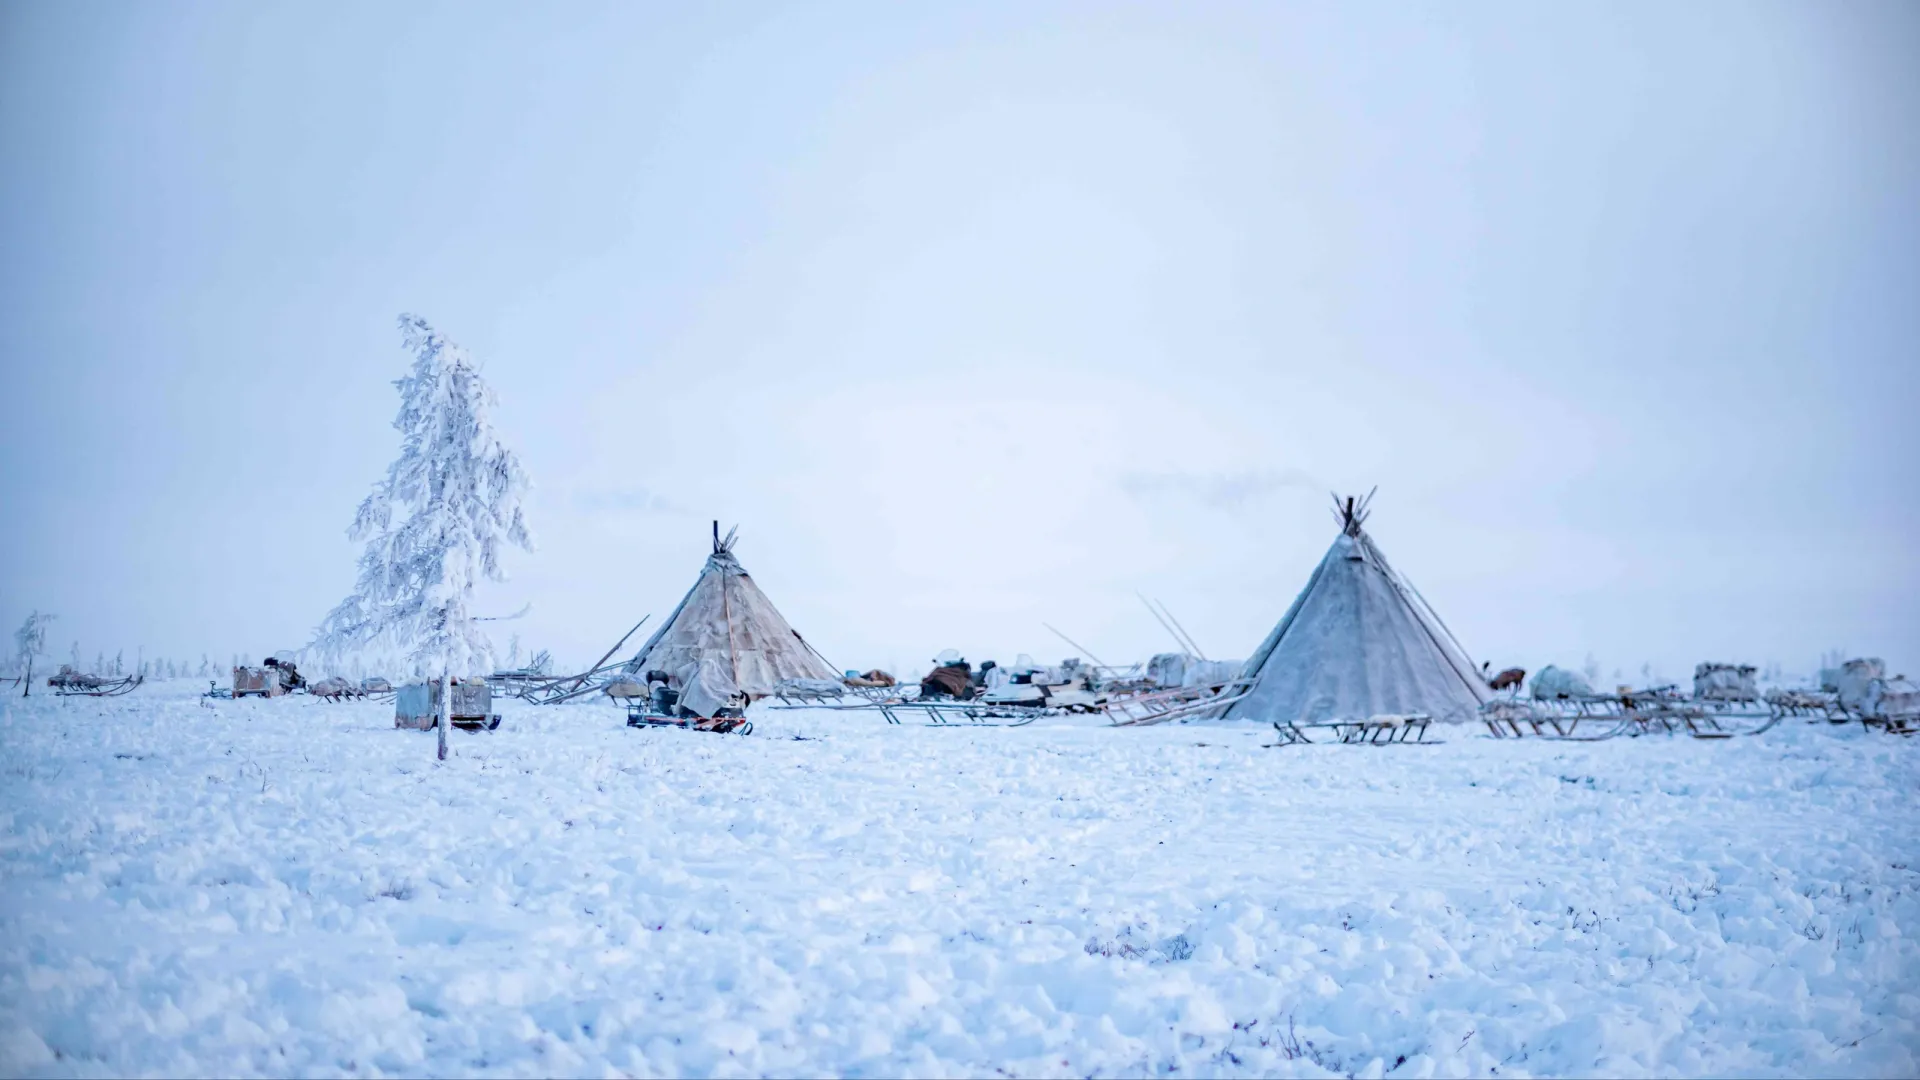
[2,1,1915,681]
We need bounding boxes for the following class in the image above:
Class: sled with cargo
[625,705,753,735]
[1811,658,1919,736]
[610,677,754,735]
[46,666,144,697]
[395,678,501,732]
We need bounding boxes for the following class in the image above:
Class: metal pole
[437,670,450,761]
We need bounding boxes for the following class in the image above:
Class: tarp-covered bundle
[1147,653,1244,690]
[1223,494,1491,726]
[1834,658,1886,714]
[1832,658,1917,722]
[1693,663,1758,703]
[47,666,108,692]
[1531,665,1594,700]
[1875,677,1920,722]
[622,525,838,717]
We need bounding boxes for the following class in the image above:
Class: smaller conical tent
[1223,493,1490,725]
[623,523,839,715]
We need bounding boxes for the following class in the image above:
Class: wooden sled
[908,701,1046,727]
[1482,705,1622,741]
[783,698,1047,727]
[1485,691,1780,741]
[1764,689,1850,723]
[770,684,848,706]
[1620,696,1781,739]
[1846,706,1920,737]
[1268,714,1438,746]
[1105,680,1254,727]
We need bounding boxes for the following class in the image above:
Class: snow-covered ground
[2,683,1915,1078]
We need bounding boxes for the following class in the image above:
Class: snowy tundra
[2,683,1916,1078]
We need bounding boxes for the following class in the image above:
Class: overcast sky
[2,1,1915,682]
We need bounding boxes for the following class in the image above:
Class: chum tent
[1222,493,1491,725]
[622,523,839,716]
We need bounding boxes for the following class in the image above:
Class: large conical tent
[1223,493,1491,725]
[623,523,839,714]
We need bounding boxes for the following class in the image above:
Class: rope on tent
[1387,555,1491,701]
[793,629,839,679]
[1356,526,1489,706]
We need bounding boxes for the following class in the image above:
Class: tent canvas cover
[1223,494,1491,725]
[623,524,838,716]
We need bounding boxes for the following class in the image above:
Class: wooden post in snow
[437,670,450,761]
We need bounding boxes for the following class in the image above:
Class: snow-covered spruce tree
[13,611,54,697]
[310,314,532,760]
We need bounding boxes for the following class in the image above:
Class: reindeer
[1483,662,1526,693]
[308,677,363,702]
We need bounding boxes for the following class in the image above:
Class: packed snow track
[2,684,1916,1077]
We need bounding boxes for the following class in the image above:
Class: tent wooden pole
[1156,598,1208,661]
[1138,593,1190,656]
[1043,623,1108,668]
[532,615,648,695]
